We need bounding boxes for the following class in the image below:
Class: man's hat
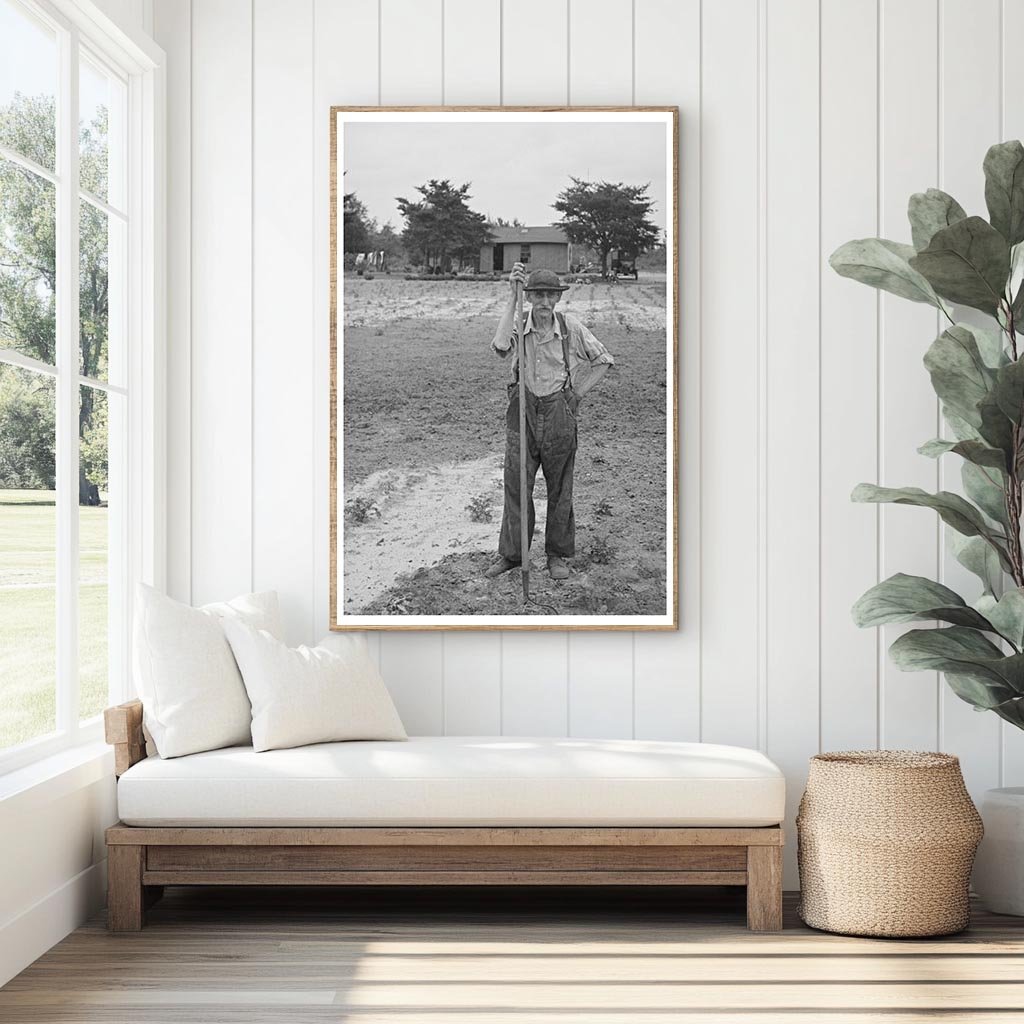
[524,268,570,292]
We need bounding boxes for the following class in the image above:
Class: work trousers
[498,384,578,562]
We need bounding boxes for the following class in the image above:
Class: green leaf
[923,325,997,427]
[889,627,1024,705]
[944,671,1024,713]
[950,532,1004,596]
[830,238,943,307]
[909,216,1011,314]
[1011,278,1024,325]
[851,483,1010,564]
[918,437,1007,470]
[977,391,1016,458]
[942,407,983,442]
[908,188,968,251]
[1009,240,1024,301]
[993,357,1024,423]
[984,688,1024,728]
[890,624,1003,668]
[984,140,1024,246]
[977,589,1024,649]
[850,484,990,536]
[969,322,1012,368]
[852,573,994,630]
[962,461,1009,527]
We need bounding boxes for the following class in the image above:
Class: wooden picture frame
[330,107,679,630]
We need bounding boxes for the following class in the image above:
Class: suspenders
[557,313,572,389]
[512,312,572,390]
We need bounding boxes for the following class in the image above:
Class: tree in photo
[397,179,491,273]
[0,92,109,503]
[368,220,404,268]
[342,190,373,254]
[553,177,660,277]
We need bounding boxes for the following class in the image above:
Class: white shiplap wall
[153,0,1024,884]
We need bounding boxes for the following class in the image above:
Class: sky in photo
[343,119,670,236]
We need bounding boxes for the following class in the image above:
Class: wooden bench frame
[104,700,784,932]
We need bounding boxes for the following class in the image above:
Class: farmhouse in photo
[480,225,571,274]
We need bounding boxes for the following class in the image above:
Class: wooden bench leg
[746,845,783,931]
[107,845,145,932]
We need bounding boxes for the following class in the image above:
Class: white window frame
[0,0,165,776]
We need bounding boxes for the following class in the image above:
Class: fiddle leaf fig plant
[833,140,1024,731]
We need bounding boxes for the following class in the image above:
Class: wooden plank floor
[3,885,1024,1022]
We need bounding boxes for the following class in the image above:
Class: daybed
[104,699,786,932]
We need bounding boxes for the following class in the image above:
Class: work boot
[485,556,519,578]
[547,556,570,580]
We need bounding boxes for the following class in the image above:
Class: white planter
[973,787,1024,916]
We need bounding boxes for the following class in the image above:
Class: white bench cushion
[117,736,785,828]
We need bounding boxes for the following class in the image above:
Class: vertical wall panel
[878,0,940,751]
[153,0,190,604]
[253,0,316,646]
[819,0,879,753]
[443,0,500,105]
[312,3,380,667]
[190,0,253,605]
[501,0,568,104]
[764,0,820,884]
[312,0,379,649]
[441,0,503,734]
[563,0,635,737]
[375,0,447,724]
[381,0,443,105]
[568,0,632,104]
[1002,0,1024,786]
[442,636,502,734]
[568,634,634,738]
[699,0,760,749]
[444,639,502,734]
[92,0,147,33]
[630,0,700,743]
[502,633,569,736]
[497,0,571,737]
[380,634,445,734]
[938,0,1002,796]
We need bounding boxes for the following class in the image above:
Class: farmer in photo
[486,262,615,580]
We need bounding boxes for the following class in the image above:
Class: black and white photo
[330,108,678,629]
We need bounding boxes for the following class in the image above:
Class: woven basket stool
[797,751,983,937]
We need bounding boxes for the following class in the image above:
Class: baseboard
[0,859,107,987]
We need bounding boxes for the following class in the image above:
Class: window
[0,0,161,772]
[520,244,531,264]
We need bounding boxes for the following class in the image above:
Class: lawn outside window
[0,0,164,776]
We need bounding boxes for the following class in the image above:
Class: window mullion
[55,23,81,735]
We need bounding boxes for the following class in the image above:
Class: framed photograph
[330,107,678,630]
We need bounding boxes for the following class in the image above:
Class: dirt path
[342,453,529,612]
[342,445,666,618]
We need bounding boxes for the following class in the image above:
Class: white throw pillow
[222,621,407,752]
[133,584,283,758]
